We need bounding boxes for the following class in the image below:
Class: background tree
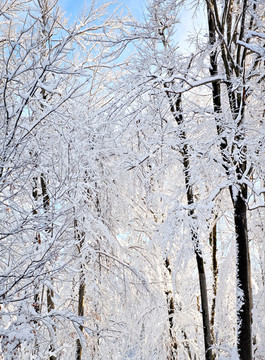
[205,0,265,358]
[111,0,265,358]
[0,0,264,358]
[0,0,133,358]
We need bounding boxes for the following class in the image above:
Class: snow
[0,0,264,358]
[237,40,265,58]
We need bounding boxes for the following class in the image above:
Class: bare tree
[0,0,128,357]
[205,1,264,358]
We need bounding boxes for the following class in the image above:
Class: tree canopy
[0,0,264,359]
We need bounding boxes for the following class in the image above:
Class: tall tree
[114,1,215,357]
[113,0,265,358]
[0,0,128,357]
[205,1,264,357]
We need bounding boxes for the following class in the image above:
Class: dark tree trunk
[37,174,57,360]
[74,219,86,360]
[233,188,252,360]
[206,1,253,357]
[165,89,213,360]
[76,277,85,360]
[47,287,56,360]
[209,221,218,347]
[159,22,213,358]
[165,257,178,359]
[195,249,213,360]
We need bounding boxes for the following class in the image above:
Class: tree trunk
[47,287,56,360]
[233,187,252,360]
[209,221,218,347]
[40,173,57,359]
[76,277,85,360]
[164,257,178,359]
[195,247,213,360]
[166,90,213,360]
[74,219,86,360]
[206,1,253,357]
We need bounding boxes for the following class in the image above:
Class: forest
[0,0,264,359]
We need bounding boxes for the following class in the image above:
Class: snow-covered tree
[110,0,265,359]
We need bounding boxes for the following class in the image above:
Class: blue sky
[57,0,204,53]
[57,0,147,21]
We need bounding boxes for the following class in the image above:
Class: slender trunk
[32,177,41,356]
[209,222,218,346]
[233,187,252,360]
[195,247,213,360]
[181,330,192,360]
[206,1,253,357]
[74,219,85,360]
[40,173,50,212]
[40,173,57,359]
[165,90,213,359]
[47,287,56,360]
[231,96,252,360]
[76,276,85,360]
[165,257,178,359]
[182,133,212,360]
[47,288,55,312]
[160,25,212,358]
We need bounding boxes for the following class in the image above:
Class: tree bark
[40,174,57,360]
[74,219,86,360]
[206,1,253,358]
[76,276,85,360]
[166,90,213,360]
[209,221,218,346]
[164,257,178,359]
[47,287,56,360]
[233,188,252,360]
